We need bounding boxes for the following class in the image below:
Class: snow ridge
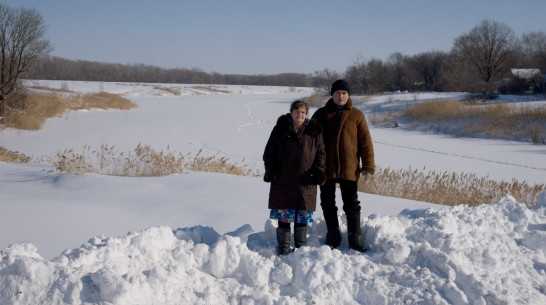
[1,196,545,305]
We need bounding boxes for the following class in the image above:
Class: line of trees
[2,0,545,98]
[340,20,545,95]
[26,56,315,87]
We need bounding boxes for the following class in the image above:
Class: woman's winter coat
[311,97,375,181]
[263,114,326,211]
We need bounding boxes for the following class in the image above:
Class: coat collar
[276,114,321,137]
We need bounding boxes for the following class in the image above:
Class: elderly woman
[263,100,326,255]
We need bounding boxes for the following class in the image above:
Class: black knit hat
[330,79,351,96]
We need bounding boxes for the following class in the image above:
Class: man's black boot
[323,212,341,249]
[347,214,367,252]
[326,227,341,249]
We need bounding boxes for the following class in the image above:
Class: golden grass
[403,99,468,120]
[77,92,137,110]
[191,86,232,94]
[52,144,259,177]
[358,166,545,206]
[369,111,399,127]
[28,85,74,93]
[153,86,182,96]
[1,91,136,130]
[51,143,544,205]
[301,92,326,108]
[3,142,542,206]
[0,146,31,163]
[402,99,546,143]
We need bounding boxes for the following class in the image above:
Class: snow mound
[1,198,545,304]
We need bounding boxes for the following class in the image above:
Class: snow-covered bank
[1,196,545,305]
[0,161,437,261]
[1,81,545,304]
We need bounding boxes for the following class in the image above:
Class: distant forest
[27,56,319,88]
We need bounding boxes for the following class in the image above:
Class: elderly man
[311,79,375,252]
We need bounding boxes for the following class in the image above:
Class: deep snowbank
[1,195,545,305]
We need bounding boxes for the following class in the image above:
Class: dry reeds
[153,86,182,96]
[51,144,544,205]
[1,91,136,130]
[28,84,73,93]
[77,92,136,110]
[369,111,399,128]
[301,91,326,108]
[402,99,546,144]
[52,144,259,177]
[403,99,467,121]
[186,150,256,176]
[8,141,542,206]
[2,92,68,130]
[358,166,545,206]
[191,86,231,94]
[52,144,183,177]
[0,146,31,163]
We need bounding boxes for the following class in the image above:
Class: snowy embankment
[2,195,545,304]
[1,80,545,304]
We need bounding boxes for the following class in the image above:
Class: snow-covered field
[1,80,545,304]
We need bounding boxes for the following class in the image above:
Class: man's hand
[361,169,372,181]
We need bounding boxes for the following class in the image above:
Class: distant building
[510,69,541,80]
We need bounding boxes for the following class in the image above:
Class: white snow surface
[0,80,545,304]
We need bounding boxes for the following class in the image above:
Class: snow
[1,80,545,304]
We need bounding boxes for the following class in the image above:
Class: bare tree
[0,4,52,99]
[443,51,476,92]
[406,51,448,91]
[364,58,390,93]
[312,68,340,94]
[521,31,546,72]
[386,52,409,91]
[345,56,389,94]
[345,56,368,94]
[452,20,518,86]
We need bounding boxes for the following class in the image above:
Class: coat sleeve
[312,133,327,185]
[357,114,375,174]
[263,126,279,176]
[314,134,326,172]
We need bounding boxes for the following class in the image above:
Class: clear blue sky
[3,0,546,75]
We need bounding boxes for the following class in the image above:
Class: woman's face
[290,106,307,127]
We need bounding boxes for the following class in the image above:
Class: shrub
[498,78,534,94]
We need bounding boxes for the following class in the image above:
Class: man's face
[332,90,349,106]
